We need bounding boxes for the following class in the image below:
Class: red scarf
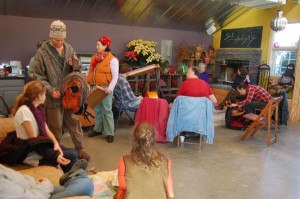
[91,52,108,69]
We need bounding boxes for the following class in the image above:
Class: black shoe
[88,131,102,137]
[107,135,114,143]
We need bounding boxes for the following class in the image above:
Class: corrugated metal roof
[0,0,252,32]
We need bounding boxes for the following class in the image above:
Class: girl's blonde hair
[12,80,46,114]
[131,122,167,170]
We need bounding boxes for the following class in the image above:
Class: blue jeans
[244,101,267,114]
[60,146,78,173]
[50,172,94,199]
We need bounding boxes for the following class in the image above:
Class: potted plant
[124,39,162,67]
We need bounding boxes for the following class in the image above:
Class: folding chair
[113,93,138,130]
[257,64,270,91]
[241,96,283,147]
[166,96,215,149]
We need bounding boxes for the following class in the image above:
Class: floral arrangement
[193,44,204,60]
[193,44,204,54]
[175,42,192,63]
[124,39,162,66]
[201,45,215,64]
[171,78,177,87]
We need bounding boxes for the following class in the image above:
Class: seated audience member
[230,83,273,114]
[12,80,77,172]
[176,66,217,105]
[231,65,253,90]
[216,65,253,110]
[0,160,94,199]
[114,64,142,110]
[198,63,209,84]
[114,122,174,199]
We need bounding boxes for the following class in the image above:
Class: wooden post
[290,40,300,122]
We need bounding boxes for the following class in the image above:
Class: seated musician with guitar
[114,64,143,110]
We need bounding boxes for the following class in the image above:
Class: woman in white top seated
[13,80,77,172]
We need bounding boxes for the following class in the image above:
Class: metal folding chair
[113,93,138,130]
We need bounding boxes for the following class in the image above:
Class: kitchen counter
[0,75,25,80]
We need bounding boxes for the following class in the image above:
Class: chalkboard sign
[220,26,263,48]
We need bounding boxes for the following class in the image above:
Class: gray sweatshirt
[0,164,53,199]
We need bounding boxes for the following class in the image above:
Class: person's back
[177,67,217,105]
[123,155,168,199]
[115,122,174,199]
[114,64,141,109]
[114,75,141,109]
[177,78,212,97]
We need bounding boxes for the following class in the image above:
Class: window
[270,23,300,76]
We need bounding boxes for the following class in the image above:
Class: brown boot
[78,150,91,162]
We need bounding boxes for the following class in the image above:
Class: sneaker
[107,135,114,143]
[59,159,88,185]
[78,150,91,162]
[88,131,102,137]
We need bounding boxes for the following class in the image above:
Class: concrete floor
[62,119,300,199]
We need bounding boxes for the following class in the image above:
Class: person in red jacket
[176,66,217,105]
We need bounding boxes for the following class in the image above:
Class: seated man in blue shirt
[114,64,142,110]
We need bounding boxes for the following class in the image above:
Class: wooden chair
[241,96,283,147]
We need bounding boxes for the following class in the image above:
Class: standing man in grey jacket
[33,20,90,161]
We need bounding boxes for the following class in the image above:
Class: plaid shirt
[237,84,272,107]
[114,75,140,109]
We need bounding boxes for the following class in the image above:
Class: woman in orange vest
[86,36,119,143]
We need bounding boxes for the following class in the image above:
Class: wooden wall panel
[290,41,300,122]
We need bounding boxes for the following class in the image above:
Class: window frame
[268,23,300,76]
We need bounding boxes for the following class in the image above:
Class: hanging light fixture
[270,10,288,32]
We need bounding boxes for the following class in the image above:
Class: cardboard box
[87,86,108,109]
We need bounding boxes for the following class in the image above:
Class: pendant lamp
[270,10,288,32]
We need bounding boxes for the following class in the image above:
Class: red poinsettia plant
[124,51,138,66]
[169,65,176,75]
[171,78,177,87]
